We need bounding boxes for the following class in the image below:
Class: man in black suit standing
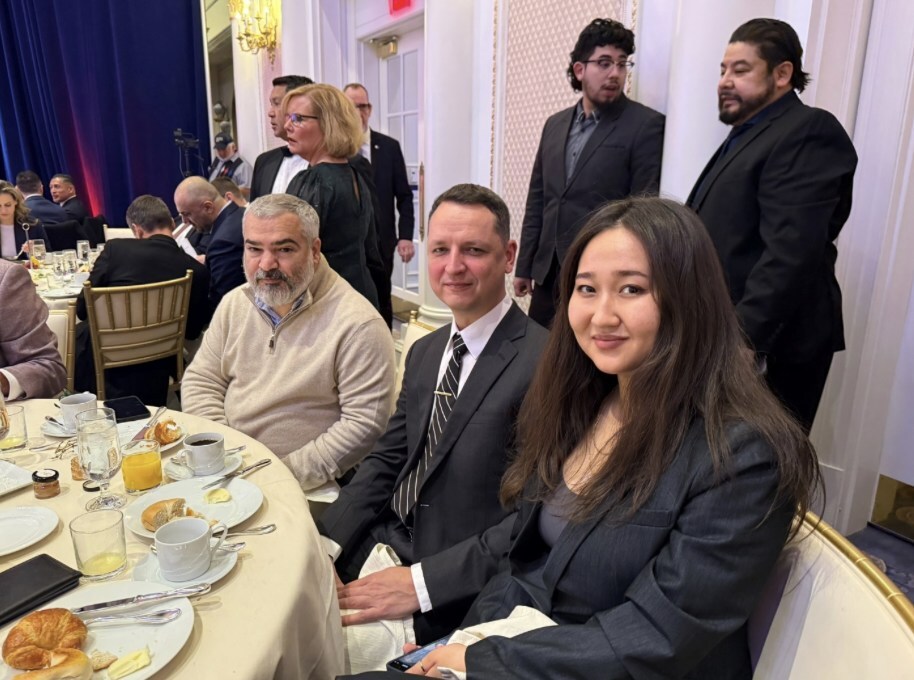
[249,75,314,201]
[514,18,664,327]
[344,83,415,328]
[319,184,548,651]
[174,177,246,312]
[75,195,210,404]
[49,174,89,221]
[687,18,857,430]
[15,170,68,225]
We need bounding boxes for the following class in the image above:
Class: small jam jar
[32,469,61,499]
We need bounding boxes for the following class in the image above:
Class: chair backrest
[78,216,105,247]
[45,299,77,392]
[750,513,914,678]
[103,225,134,240]
[394,311,436,399]
[83,271,194,400]
[44,219,82,251]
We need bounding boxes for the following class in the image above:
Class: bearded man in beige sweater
[182,194,395,490]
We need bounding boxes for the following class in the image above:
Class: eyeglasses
[581,59,635,72]
[286,113,319,127]
[353,103,372,111]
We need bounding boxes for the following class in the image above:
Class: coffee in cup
[154,517,227,581]
[182,432,225,475]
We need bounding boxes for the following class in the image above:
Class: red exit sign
[389,0,412,14]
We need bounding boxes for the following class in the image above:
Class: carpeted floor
[848,524,914,595]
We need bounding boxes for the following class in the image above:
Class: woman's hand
[406,644,467,676]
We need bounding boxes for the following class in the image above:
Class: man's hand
[513,277,532,297]
[397,239,416,263]
[337,566,420,625]
[406,644,467,676]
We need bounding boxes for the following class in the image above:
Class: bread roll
[11,648,92,679]
[141,498,189,531]
[2,608,87,670]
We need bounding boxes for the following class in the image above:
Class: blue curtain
[0,0,211,225]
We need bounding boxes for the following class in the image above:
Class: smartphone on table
[386,635,452,672]
[103,396,150,423]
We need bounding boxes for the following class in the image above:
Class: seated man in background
[15,170,68,226]
[0,259,67,399]
[182,194,395,490]
[211,176,249,209]
[49,174,89,221]
[74,195,210,405]
[174,177,245,311]
[319,184,548,665]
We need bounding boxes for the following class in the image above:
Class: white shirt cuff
[321,535,342,562]
[411,562,433,613]
[0,369,24,400]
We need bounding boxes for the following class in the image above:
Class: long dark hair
[501,198,820,529]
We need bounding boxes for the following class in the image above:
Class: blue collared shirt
[254,292,307,327]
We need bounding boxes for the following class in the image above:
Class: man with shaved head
[174,176,245,310]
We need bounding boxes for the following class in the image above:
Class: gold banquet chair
[45,299,77,392]
[748,512,914,678]
[83,271,194,401]
[395,311,436,399]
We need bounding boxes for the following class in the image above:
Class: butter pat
[204,488,232,504]
[107,647,151,679]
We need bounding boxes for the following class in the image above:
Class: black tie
[392,333,468,525]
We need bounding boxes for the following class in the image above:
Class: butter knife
[131,405,168,441]
[201,458,272,490]
[70,583,210,614]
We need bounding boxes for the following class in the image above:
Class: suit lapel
[564,96,628,192]
[417,305,526,491]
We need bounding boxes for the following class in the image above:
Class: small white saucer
[164,453,243,481]
[40,420,76,438]
[132,544,238,588]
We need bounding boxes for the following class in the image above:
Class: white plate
[40,288,81,299]
[164,453,242,481]
[0,581,194,680]
[40,421,186,453]
[123,477,264,539]
[0,461,32,498]
[133,544,238,589]
[0,506,59,557]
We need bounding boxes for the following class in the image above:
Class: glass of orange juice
[121,439,163,494]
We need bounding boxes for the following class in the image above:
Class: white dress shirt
[272,153,309,195]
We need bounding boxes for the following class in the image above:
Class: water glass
[29,239,46,267]
[76,240,91,264]
[61,249,78,275]
[0,392,9,442]
[76,408,126,510]
[122,439,162,494]
[70,509,127,581]
[0,405,27,452]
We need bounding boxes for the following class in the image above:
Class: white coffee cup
[154,517,228,582]
[59,393,97,431]
[183,433,225,475]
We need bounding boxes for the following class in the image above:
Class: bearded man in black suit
[344,83,415,328]
[687,18,857,431]
[49,174,89,221]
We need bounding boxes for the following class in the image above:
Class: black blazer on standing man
[367,130,414,258]
[318,302,548,642]
[249,146,288,201]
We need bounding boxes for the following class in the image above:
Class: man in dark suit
[49,174,89,221]
[320,184,548,649]
[514,19,665,327]
[687,19,857,430]
[15,170,68,225]
[75,195,210,405]
[249,75,314,201]
[174,176,246,311]
[344,83,416,328]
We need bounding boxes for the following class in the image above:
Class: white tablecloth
[0,400,344,679]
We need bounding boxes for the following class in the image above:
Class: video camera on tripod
[173,128,204,177]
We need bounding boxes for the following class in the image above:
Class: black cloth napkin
[0,554,81,627]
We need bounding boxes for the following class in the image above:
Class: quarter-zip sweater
[181,256,395,489]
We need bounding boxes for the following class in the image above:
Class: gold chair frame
[83,270,194,401]
[47,299,77,393]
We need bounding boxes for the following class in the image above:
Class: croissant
[2,608,87,670]
[144,418,182,445]
[10,648,92,679]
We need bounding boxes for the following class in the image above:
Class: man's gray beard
[249,266,311,309]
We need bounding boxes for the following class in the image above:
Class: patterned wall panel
[495,0,633,300]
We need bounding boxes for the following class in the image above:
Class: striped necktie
[392,333,468,526]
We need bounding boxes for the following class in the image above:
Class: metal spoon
[44,415,68,429]
[150,541,246,554]
[225,524,276,538]
[82,607,182,625]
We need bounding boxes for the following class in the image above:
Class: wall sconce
[227,0,279,63]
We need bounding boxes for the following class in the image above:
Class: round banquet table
[0,400,344,679]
